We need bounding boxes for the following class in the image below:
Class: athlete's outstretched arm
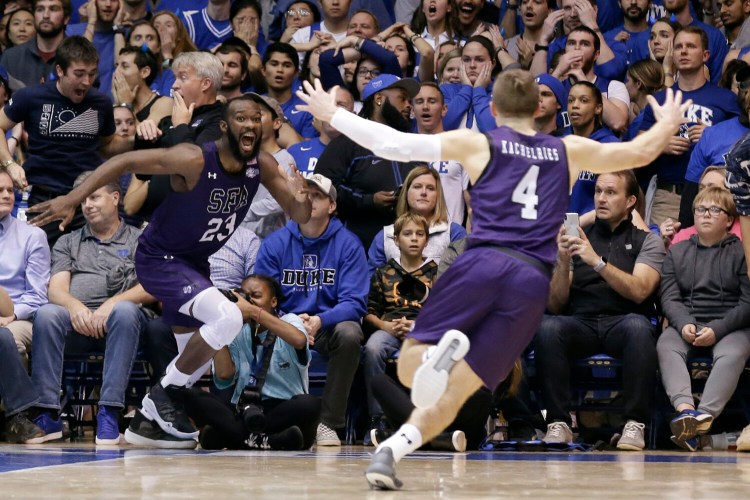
[295,80,492,182]
[28,144,204,230]
[257,151,312,224]
[562,88,691,187]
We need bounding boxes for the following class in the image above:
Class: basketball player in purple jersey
[28,95,312,447]
[296,73,690,490]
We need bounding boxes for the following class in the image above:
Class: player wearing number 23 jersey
[136,141,262,327]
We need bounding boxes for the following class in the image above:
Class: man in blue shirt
[664,0,728,85]
[679,67,750,226]
[181,0,233,50]
[66,0,119,96]
[262,42,318,139]
[0,170,50,367]
[604,0,651,66]
[531,0,629,81]
[288,87,354,178]
[255,173,368,447]
[639,26,739,227]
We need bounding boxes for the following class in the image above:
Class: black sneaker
[4,412,44,444]
[246,426,304,450]
[365,417,393,447]
[124,410,197,449]
[141,383,198,439]
[365,447,403,490]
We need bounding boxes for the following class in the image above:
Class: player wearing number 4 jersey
[296,72,691,490]
[28,95,312,448]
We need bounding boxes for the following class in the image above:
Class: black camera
[237,385,266,432]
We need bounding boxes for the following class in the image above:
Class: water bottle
[699,432,740,450]
[15,189,29,222]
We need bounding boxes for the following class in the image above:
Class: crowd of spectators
[2,0,750,453]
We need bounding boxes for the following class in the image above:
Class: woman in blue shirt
[184,274,321,450]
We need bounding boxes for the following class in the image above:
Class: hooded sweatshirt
[255,218,369,330]
[660,233,750,340]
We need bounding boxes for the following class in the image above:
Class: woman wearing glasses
[657,186,750,451]
[281,1,320,43]
[318,34,402,111]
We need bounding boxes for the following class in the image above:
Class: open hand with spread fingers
[28,195,77,231]
[295,79,340,124]
[646,88,692,133]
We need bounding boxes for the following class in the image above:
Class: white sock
[161,360,191,388]
[376,424,423,462]
[185,360,212,387]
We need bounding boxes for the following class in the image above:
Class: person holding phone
[537,170,665,451]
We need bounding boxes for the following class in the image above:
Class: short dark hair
[242,273,284,305]
[263,42,299,72]
[231,0,262,21]
[216,44,249,78]
[569,26,600,52]
[601,170,640,203]
[118,46,159,85]
[222,94,260,123]
[56,36,99,73]
[33,0,72,18]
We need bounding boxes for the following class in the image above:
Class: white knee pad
[199,299,243,350]
[180,287,243,350]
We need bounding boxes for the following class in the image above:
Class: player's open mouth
[240,133,255,150]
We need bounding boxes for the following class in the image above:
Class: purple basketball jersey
[139,142,261,261]
[468,126,570,268]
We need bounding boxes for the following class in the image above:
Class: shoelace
[623,422,645,439]
[246,433,270,449]
[547,422,568,439]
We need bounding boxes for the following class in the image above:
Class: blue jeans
[0,327,39,415]
[363,329,403,418]
[31,302,147,410]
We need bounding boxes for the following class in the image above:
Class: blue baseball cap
[535,74,568,108]
[535,74,570,129]
[362,74,420,101]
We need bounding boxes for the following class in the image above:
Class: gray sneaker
[616,420,646,451]
[543,421,573,443]
[365,447,403,490]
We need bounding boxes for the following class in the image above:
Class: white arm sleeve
[330,108,442,162]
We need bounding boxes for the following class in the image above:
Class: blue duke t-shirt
[685,117,749,183]
[639,82,740,183]
[288,137,326,178]
[4,81,115,192]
